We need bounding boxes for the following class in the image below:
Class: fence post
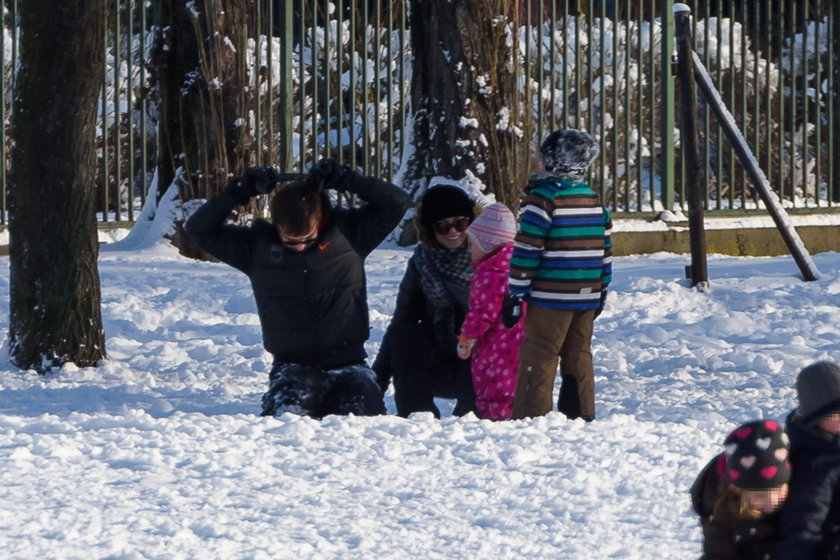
[674,3,708,289]
[833,0,840,203]
[660,0,675,213]
[278,1,293,173]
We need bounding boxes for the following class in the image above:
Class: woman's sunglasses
[433,216,470,235]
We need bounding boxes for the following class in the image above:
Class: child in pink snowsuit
[457,203,525,420]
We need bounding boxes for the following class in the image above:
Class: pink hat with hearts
[723,420,791,490]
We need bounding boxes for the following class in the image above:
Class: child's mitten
[456,334,476,359]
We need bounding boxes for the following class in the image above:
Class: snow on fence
[0,0,838,226]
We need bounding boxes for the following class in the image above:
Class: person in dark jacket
[777,361,840,559]
[691,419,791,560]
[185,159,411,418]
[372,185,478,418]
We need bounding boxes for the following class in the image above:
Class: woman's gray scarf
[413,243,472,309]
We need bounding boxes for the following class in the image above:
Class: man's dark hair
[270,181,323,234]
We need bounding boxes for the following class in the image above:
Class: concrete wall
[0,223,836,258]
[613,224,839,257]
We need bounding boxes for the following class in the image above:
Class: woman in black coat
[373,185,479,418]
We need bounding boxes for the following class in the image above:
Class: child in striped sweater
[506,129,612,420]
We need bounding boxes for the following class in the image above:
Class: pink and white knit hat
[466,203,517,252]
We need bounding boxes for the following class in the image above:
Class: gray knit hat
[796,361,840,425]
[539,129,599,180]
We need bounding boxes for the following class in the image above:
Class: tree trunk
[8,0,107,372]
[158,0,255,259]
[404,0,521,215]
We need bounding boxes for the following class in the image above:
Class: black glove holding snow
[501,293,526,328]
[308,158,355,192]
[226,166,281,204]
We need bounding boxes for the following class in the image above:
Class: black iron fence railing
[1,0,837,225]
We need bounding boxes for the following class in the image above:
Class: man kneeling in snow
[185,160,410,418]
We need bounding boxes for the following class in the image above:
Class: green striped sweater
[508,179,612,309]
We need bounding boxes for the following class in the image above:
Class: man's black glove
[308,158,354,192]
[226,166,280,204]
[501,293,526,328]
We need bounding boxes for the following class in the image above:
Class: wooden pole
[674,4,709,289]
[692,51,820,281]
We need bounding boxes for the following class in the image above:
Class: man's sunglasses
[433,216,470,235]
[281,234,318,248]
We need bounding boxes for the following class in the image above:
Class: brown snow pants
[511,305,596,420]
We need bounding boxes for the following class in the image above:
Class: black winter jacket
[185,173,410,369]
[691,454,781,560]
[777,411,840,559]
[389,252,469,357]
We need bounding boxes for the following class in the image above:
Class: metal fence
[508,0,839,214]
[1,0,837,226]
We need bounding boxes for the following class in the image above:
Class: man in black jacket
[185,160,411,418]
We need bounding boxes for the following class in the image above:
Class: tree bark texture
[159,0,254,202]
[8,0,107,372]
[157,0,255,259]
[406,0,521,209]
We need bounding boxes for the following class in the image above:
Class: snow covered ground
[1,239,838,559]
